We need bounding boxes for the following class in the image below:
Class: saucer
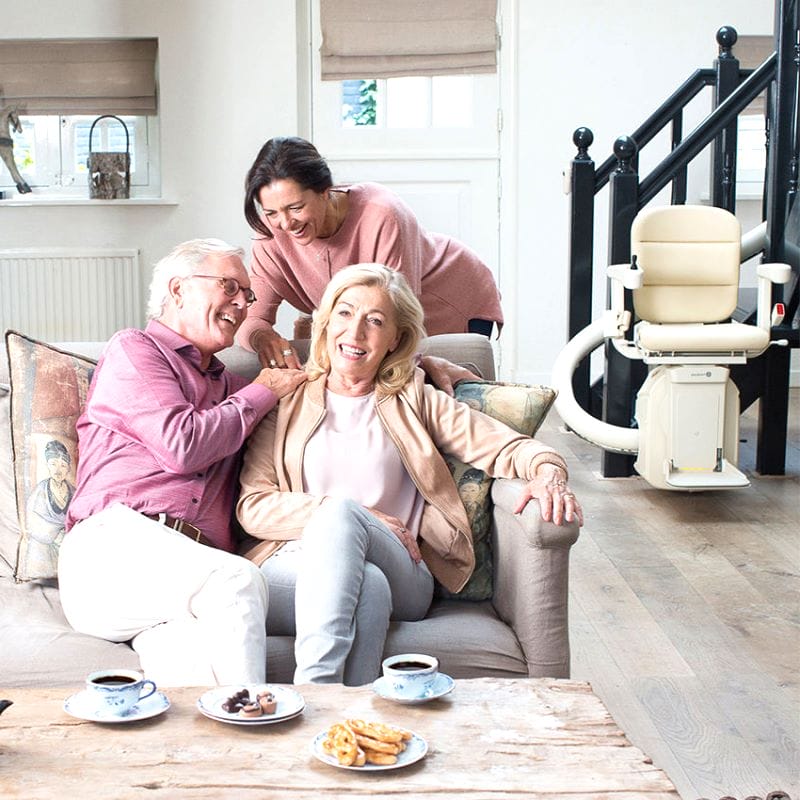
[64,689,170,723]
[197,684,305,726]
[372,672,455,705]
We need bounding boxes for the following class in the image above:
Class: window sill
[0,196,177,207]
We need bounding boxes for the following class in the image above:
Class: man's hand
[253,367,308,398]
[419,355,480,396]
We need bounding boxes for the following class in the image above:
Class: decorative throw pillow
[5,331,96,581]
[437,380,557,601]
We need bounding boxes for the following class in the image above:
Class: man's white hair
[146,238,245,320]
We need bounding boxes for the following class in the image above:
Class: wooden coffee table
[1,677,679,799]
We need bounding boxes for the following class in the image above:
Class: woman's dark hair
[244,137,333,238]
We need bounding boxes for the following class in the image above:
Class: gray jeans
[260,498,433,686]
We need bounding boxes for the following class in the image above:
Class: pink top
[65,321,277,552]
[239,182,503,347]
[302,391,425,537]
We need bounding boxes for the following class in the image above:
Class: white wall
[0,0,298,308]
[1,0,790,384]
[501,0,779,384]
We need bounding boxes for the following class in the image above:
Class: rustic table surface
[0,677,680,799]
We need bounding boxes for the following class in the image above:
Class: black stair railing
[566,0,799,477]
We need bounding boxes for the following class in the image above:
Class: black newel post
[602,136,644,477]
[568,127,596,413]
[711,26,740,212]
[757,0,799,475]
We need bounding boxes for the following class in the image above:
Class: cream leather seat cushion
[636,320,769,353]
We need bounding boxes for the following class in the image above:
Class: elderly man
[58,239,307,686]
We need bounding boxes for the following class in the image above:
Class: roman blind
[319,0,497,80]
[0,38,158,115]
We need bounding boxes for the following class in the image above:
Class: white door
[306,1,501,286]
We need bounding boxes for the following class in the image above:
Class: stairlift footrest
[665,460,749,489]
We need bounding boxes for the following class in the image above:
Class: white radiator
[0,248,142,341]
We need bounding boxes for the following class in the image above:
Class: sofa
[0,331,580,688]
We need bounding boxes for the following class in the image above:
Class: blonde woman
[236,264,582,686]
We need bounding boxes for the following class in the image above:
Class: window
[0,37,158,200]
[737,114,766,195]
[341,76,474,129]
[0,114,157,196]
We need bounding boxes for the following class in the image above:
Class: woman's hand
[367,507,421,563]
[419,355,480,396]
[513,464,583,526]
[252,328,302,371]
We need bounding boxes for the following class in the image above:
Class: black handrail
[594,69,716,192]
[564,2,799,477]
[640,54,777,204]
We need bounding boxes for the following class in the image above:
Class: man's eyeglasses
[190,275,257,307]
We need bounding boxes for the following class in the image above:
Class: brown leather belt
[144,513,213,547]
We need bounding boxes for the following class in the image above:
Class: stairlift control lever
[771,302,786,326]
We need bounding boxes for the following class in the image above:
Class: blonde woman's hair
[306,264,426,394]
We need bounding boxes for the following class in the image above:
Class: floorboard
[537,388,800,800]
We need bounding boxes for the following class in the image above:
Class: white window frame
[736,113,766,198]
[0,113,160,198]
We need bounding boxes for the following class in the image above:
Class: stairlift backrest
[631,205,742,324]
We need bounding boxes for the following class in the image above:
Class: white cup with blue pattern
[382,653,439,700]
[85,668,157,716]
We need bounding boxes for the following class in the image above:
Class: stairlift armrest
[755,262,792,330]
[756,262,792,284]
[605,263,641,337]
[607,263,645,290]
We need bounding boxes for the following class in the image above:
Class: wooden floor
[535,389,799,800]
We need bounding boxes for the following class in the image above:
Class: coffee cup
[382,653,439,700]
[85,669,157,715]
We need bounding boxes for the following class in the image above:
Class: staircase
[565,0,799,476]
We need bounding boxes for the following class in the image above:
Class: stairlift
[552,204,791,490]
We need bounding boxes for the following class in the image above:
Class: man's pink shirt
[65,321,277,552]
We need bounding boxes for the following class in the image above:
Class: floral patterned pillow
[438,380,557,601]
[5,331,95,581]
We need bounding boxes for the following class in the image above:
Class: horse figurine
[0,105,32,194]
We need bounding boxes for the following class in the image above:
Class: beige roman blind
[0,38,158,115]
[319,0,498,80]
[736,35,773,116]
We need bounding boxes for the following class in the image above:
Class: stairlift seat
[553,204,790,491]
[636,319,769,355]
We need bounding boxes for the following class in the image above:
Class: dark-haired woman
[238,136,503,370]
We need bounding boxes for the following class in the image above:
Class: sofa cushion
[0,385,19,578]
[5,332,96,581]
[386,600,528,678]
[437,380,557,601]
[0,578,140,686]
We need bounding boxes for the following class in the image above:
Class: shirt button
[191,498,198,504]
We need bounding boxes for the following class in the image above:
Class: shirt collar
[145,319,226,377]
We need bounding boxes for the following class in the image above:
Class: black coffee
[92,675,137,686]
[390,661,431,671]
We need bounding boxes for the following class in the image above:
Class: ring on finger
[269,359,277,367]
[282,349,293,357]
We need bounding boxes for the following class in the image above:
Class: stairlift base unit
[634,365,749,490]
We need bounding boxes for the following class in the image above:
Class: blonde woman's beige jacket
[236,368,567,593]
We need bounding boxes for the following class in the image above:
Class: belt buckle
[157,513,203,543]
[174,518,203,543]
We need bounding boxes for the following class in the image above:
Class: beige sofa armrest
[490,477,580,679]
